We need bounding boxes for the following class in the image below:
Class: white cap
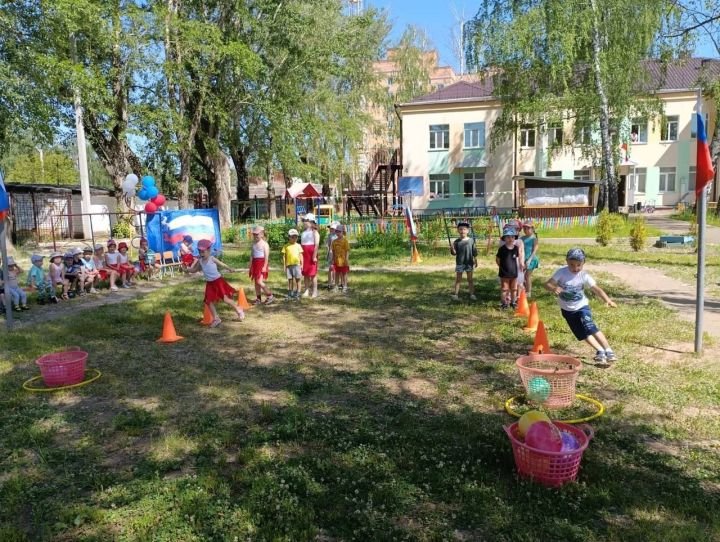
[288,228,299,236]
[335,223,344,232]
[6,256,16,266]
[72,247,83,255]
[303,212,316,222]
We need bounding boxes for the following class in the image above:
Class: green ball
[528,376,551,402]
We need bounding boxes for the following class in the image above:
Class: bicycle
[643,199,656,214]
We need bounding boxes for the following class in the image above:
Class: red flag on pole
[696,113,715,197]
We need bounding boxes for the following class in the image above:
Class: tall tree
[466,0,673,212]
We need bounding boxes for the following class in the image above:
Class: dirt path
[587,261,720,339]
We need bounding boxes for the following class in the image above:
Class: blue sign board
[146,208,222,258]
[398,176,424,196]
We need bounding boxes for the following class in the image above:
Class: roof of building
[401,58,720,107]
[4,183,115,196]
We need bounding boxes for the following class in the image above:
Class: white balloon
[125,173,139,184]
[121,179,137,196]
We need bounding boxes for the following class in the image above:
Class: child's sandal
[209,318,222,328]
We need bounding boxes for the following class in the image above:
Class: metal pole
[0,221,14,329]
[695,91,706,353]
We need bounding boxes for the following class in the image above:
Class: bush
[595,210,623,246]
[629,216,648,251]
[111,221,134,239]
[222,226,238,244]
[263,221,293,249]
[419,218,445,248]
[355,229,407,249]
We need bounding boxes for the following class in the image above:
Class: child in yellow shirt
[330,224,350,294]
[281,229,304,299]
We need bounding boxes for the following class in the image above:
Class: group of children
[452,218,617,365]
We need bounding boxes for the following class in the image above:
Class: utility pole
[71,33,92,239]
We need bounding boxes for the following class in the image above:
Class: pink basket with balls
[35,350,88,387]
[505,421,593,487]
[516,354,581,409]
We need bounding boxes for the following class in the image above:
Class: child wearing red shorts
[249,226,274,305]
[330,224,350,294]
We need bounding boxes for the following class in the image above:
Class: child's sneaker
[332,286,339,293]
[13,305,22,312]
[51,296,59,304]
[511,301,518,309]
[605,349,618,362]
[327,282,335,290]
[593,350,609,365]
[500,302,509,310]
[342,287,348,294]
[89,288,98,294]
[110,286,118,292]
[264,295,275,305]
[301,289,310,298]
[21,305,29,310]
[79,291,86,297]
[451,294,459,301]
[251,297,263,305]
[121,283,130,289]
[470,294,477,301]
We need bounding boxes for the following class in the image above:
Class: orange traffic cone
[514,290,530,317]
[236,287,252,310]
[411,241,422,264]
[530,320,552,354]
[523,302,539,332]
[199,304,214,325]
[157,311,184,343]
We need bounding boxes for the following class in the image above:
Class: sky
[367,0,718,72]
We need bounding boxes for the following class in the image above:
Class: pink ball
[144,201,158,213]
[151,194,166,206]
[525,421,563,452]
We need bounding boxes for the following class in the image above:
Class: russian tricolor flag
[696,113,715,197]
[404,205,418,241]
[0,171,9,221]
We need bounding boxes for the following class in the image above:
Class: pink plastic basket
[516,354,581,408]
[35,350,88,387]
[505,421,593,487]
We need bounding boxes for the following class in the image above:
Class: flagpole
[694,92,706,353]
[0,220,14,330]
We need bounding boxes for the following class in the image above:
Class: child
[281,228,304,299]
[183,239,244,327]
[521,221,539,298]
[49,251,69,300]
[104,239,122,291]
[545,248,617,365]
[80,247,100,293]
[496,228,520,309]
[64,252,81,296]
[300,213,320,298]
[4,257,29,310]
[27,254,56,304]
[450,221,477,301]
[117,242,136,287]
[325,222,339,289]
[179,235,196,268]
[93,244,109,284]
[249,226,274,304]
[138,238,160,279]
[331,224,350,293]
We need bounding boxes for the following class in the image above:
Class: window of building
[691,114,710,138]
[659,167,676,192]
[631,118,648,143]
[549,124,563,146]
[520,125,535,148]
[429,124,450,150]
[575,125,592,145]
[463,172,486,198]
[574,170,591,181]
[519,171,534,177]
[429,174,450,198]
[689,166,696,191]
[634,168,647,193]
[464,122,485,148]
[661,115,679,141]
[545,171,562,177]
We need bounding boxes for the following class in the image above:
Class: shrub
[111,221,134,239]
[419,218,445,248]
[629,216,648,251]
[263,221,293,249]
[222,226,238,244]
[595,210,623,246]
[355,229,407,249]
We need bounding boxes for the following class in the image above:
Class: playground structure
[284,182,325,224]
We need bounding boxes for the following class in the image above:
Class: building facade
[397,58,719,211]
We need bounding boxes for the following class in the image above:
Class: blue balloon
[141,175,156,187]
[137,188,150,200]
[147,186,159,199]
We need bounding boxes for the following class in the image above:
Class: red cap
[118,242,128,250]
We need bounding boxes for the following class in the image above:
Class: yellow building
[396,58,719,212]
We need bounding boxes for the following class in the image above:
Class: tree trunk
[267,164,277,220]
[177,151,191,209]
[590,0,617,213]
[230,146,250,201]
[210,152,233,228]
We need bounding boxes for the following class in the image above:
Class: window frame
[575,125,592,145]
[688,166,696,192]
[429,174,450,199]
[463,122,485,149]
[660,115,679,142]
[574,170,591,181]
[519,125,536,148]
[429,124,450,150]
[631,118,648,143]
[634,167,647,193]
[463,171,486,199]
[659,167,676,192]
[548,123,563,146]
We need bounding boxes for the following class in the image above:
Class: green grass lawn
[538,218,662,239]
[671,209,720,228]
[1,262,719,541]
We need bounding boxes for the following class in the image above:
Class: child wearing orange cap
[183,239,244,327]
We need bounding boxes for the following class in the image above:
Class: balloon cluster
[121,174,166,213]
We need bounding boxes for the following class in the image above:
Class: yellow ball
[518,410,550,438]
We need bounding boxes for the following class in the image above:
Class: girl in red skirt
[249,226,275,304]
[183,239,244,327]
[300,213,320,298]
[117,242,137,286]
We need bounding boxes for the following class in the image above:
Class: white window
[576,125,592,145]
[520,125,535,148]
[659,167,676,192]
[631,118,648,143]
[574,170,591,181]
[689,166,696,192]
[429,174,450,198]
[464,122,485,148]
[661,116,679,142]
[545,171,562,177]
[549,124,563,146]
[691,114,709,138]
[634,168,646,193]
[463,172,485,198]
[429,124,450,150]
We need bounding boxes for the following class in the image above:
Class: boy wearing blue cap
[545,248,617,365]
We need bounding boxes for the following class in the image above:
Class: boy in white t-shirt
[544,248,618,365]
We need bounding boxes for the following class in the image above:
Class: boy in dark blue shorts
[544,248,618,365]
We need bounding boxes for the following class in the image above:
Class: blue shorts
[561,306,600,340]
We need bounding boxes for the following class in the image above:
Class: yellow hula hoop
[23,369,102,393]
[504,393,605,424]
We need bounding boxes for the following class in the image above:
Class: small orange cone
[523,302,539,332]
[199,304,214,325]
[530,320,552,354]
[157,311,184,343]
[514,290,530,317]
[411,241,422,264]
[236,287,252,310]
